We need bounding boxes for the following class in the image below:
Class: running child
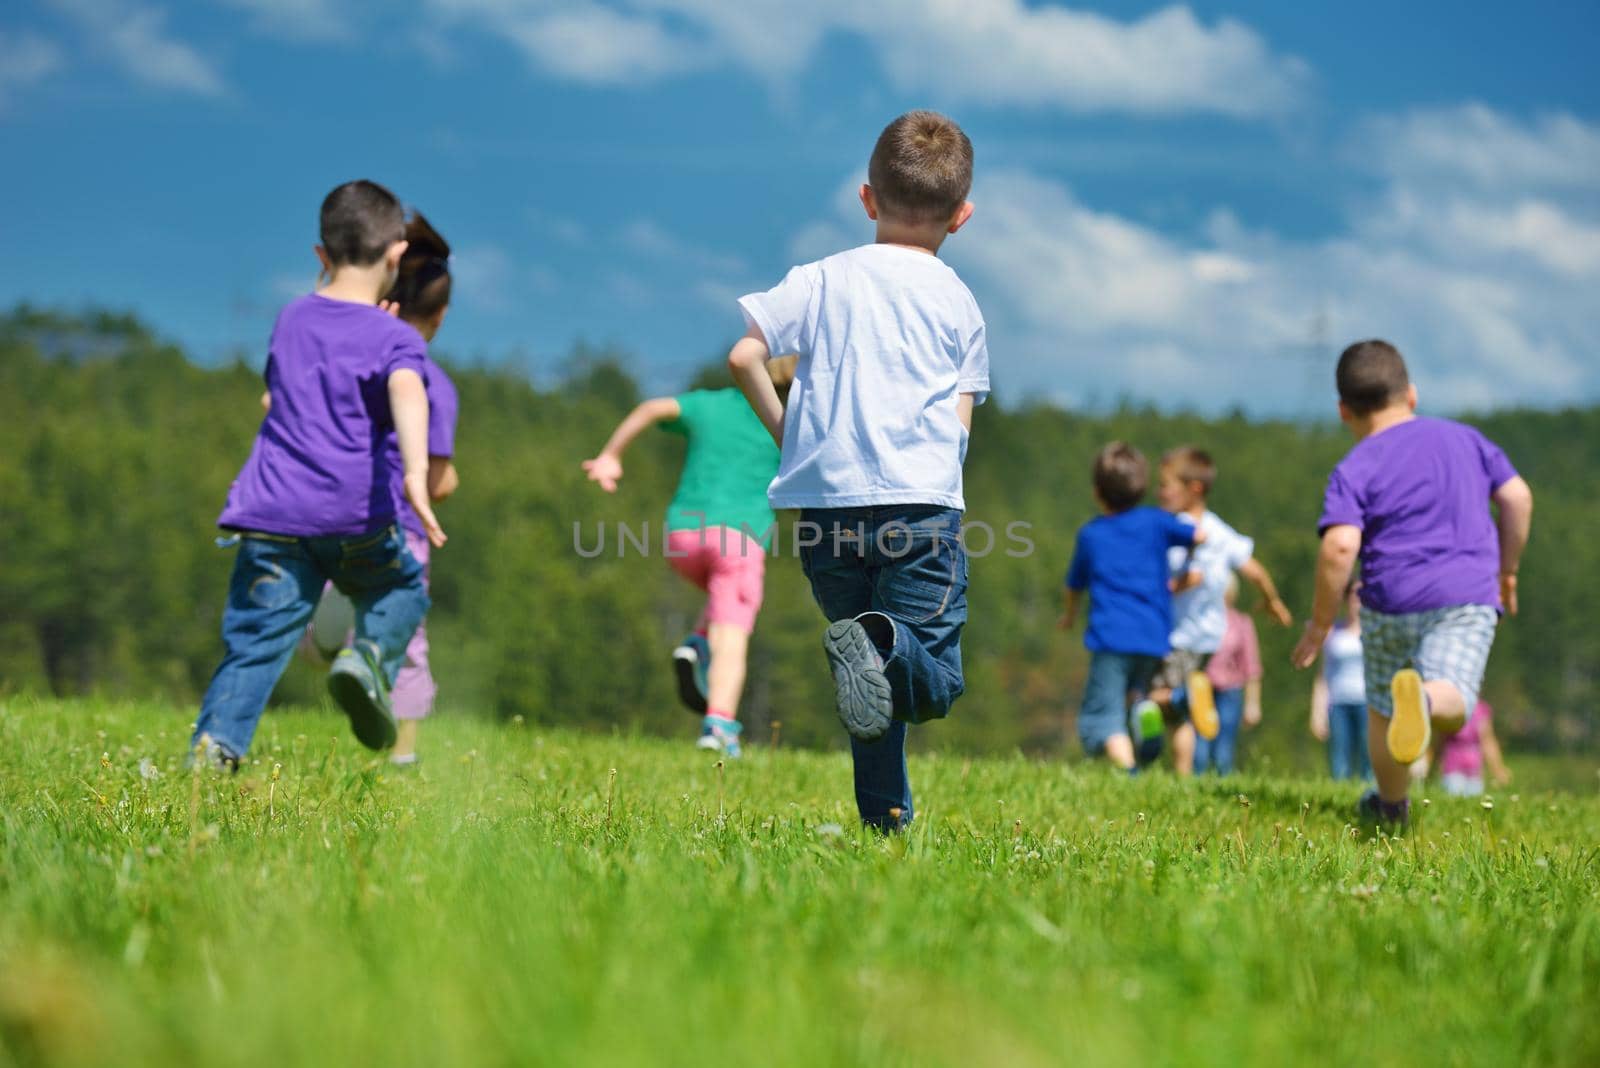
[1431,699,1511,797]
[289,212,461,767]
[1309,579,1371,780]
[1193,576,1262,775]
[192,180,445,766]
[1292,339,1533,827]
[1060,443,1202,772]
[581,359,795,757]
[728,110,987,829]
[1144,446,1293,775]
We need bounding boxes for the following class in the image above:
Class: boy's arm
[427,458,459,501]
[728,325,784,445]
[260,391,271,412]
[958,392,976,432]
[1243,679,1263,728]
[1491,476,1533,616]
[1309,675,1330,741]
[1238,556,1293,626]
[581,397,683,493]
[1291,524,1361,669]
[389,369,446,548]
[1058,588,1082,631]
[1480,714,1513,785]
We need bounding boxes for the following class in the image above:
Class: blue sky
[2,0,1596,414]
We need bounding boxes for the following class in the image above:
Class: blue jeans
[192,526,430,758]
[1192,687,1244,775]
[1328,701,1372,780]
[1078,652,1160,755]
[799,506,968,830]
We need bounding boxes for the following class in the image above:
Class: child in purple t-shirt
[1292,339,1533,827]
[191,181,447,768]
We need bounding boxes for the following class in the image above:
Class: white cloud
[0,31,63,109]
[421,0,1307,117]
[449,242,516,312]
[50,0,225,96]
[619,219,747,276]
[1362,103,1600,190]
[217,0,350,42]
[786,106,1600,413]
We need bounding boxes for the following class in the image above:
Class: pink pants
[665,527,767,634]
[305,529,435,719]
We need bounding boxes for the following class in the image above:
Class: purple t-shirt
[1319,417,1517,615]
[386,356,459,538]
[218,294,428,537]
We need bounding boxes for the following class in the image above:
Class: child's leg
[325,526,429,687]
[863,507,967,724]
[1211,688,1243,774]
[1367,707,1411,802]
[702,530,765,720]
[852,721,912,830]
[1079,652,1136,770]
[390,533,437,758]
[192,534,323,760]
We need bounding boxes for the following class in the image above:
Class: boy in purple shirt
[1292,339,1533,826]
[192,180,446,767]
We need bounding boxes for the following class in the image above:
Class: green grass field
[2,698,1597,1068]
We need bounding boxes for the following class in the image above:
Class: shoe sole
[1186,671,1220,741]
[1387,668,1430,765]
[822,621,894,743]
[327,665,397,751]
[672,646,709,715]
[695,733,722,751]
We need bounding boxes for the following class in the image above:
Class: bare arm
[1492,476,1533,616]
[260,391,271,412]
[1309,675,1330,741]
[1291,525,1360,669]
[1243,678,1263,728]
[1057,588,1082,631]
[581,397,683,493]
[1238,556,1293,627]
[728,325,783,445]
[1480,715,1512,785]
[427,458,459,501]
[389,369,445,548]
[958,392,975,432]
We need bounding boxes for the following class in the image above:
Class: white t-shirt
[738,244,989,510]
[1322,625,1366,706]
[1168,510,1255,654]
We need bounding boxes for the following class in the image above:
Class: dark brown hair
[867,110,973,224]
[1093,442,1148,512]
[1161,445,1216,494]
[319,180,405,268]
[386,211,452,323]
[1336,339,1410,415]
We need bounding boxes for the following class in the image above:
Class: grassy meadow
[2,697,1597,1067]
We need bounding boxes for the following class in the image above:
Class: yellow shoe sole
[1186,670,1220,741]
[1387,668,1431,765]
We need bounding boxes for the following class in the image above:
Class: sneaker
[1185,671,1220,741]
[697,715,743,759]
[671,633,711,714]
[326,641,397,750]
[186,737,241,774]
[822,618,894,743]
[1387,668,1430,765]
[1132,699,1165,766]
[1357,788,1411,828]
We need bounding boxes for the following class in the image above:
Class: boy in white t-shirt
[729,110,988,831]
[1143,446,1294,774]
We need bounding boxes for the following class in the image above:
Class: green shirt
[660,389,780,545]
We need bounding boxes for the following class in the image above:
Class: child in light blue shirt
[729,110,988,831]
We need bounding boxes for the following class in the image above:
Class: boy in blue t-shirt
[1059,442,1202,771]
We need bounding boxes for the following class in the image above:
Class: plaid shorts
[1359,605,1497,718]
[1153,649,1209,692]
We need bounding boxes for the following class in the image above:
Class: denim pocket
[340,525,405,575]
[876,528,964,624]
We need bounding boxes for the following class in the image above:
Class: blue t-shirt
[1066,507,1197,657]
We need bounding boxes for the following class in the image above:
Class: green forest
[2,306,1595,768]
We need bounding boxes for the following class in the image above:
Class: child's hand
[378,300,402,318]
[1170,570,1202,594]
[1500,573,1519,616]
[582,454,624,493]
[1244,703,1262,729]
[1290,622,1328,670]
[1265,597,1294,627]
[404,471,448,549]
